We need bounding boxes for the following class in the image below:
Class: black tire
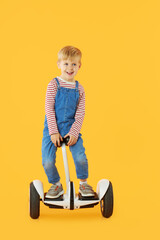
[30,182,40,219]
[100,181,113,218]
[70,181,74,210]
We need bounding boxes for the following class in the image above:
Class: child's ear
[79,63,81,69]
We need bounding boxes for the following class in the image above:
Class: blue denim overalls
[41,78,88,184]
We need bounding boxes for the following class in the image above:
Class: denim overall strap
[75,80,79,91]
[55,78,60,90]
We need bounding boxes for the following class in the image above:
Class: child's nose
[69,67,73,71]
[68,65,73,70]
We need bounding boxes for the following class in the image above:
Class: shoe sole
[79,189,95,197]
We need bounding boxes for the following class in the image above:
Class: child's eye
[64,63,68,65]
[73,63,76,66]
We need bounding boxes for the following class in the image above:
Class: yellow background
[0,0,160,239]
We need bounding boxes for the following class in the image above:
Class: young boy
[41,46,95,198]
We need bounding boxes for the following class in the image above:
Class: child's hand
[64,134,77,146]
[51,133,63,147]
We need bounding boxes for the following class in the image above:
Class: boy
[42,46,95,198]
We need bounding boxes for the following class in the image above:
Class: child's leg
[69,135,88,180]
[41,135,60,184]
[69,135,95,196]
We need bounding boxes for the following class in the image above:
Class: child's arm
[45,80,59,136]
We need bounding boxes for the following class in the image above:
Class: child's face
[57,57,81,82]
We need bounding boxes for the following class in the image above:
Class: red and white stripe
[45,76,85,139]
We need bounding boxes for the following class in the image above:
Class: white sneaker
[79,183,95,197]
[45,183,64,199]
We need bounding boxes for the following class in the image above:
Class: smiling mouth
[66,72,74,75]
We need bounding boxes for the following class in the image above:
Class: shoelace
[50,184,59,191]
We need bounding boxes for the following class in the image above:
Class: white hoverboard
[29,137,113,219]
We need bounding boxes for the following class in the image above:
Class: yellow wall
[0,0,160,239]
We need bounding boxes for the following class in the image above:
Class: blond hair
[58,46,82,63]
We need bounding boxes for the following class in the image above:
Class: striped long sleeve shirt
[45,76,85,139]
